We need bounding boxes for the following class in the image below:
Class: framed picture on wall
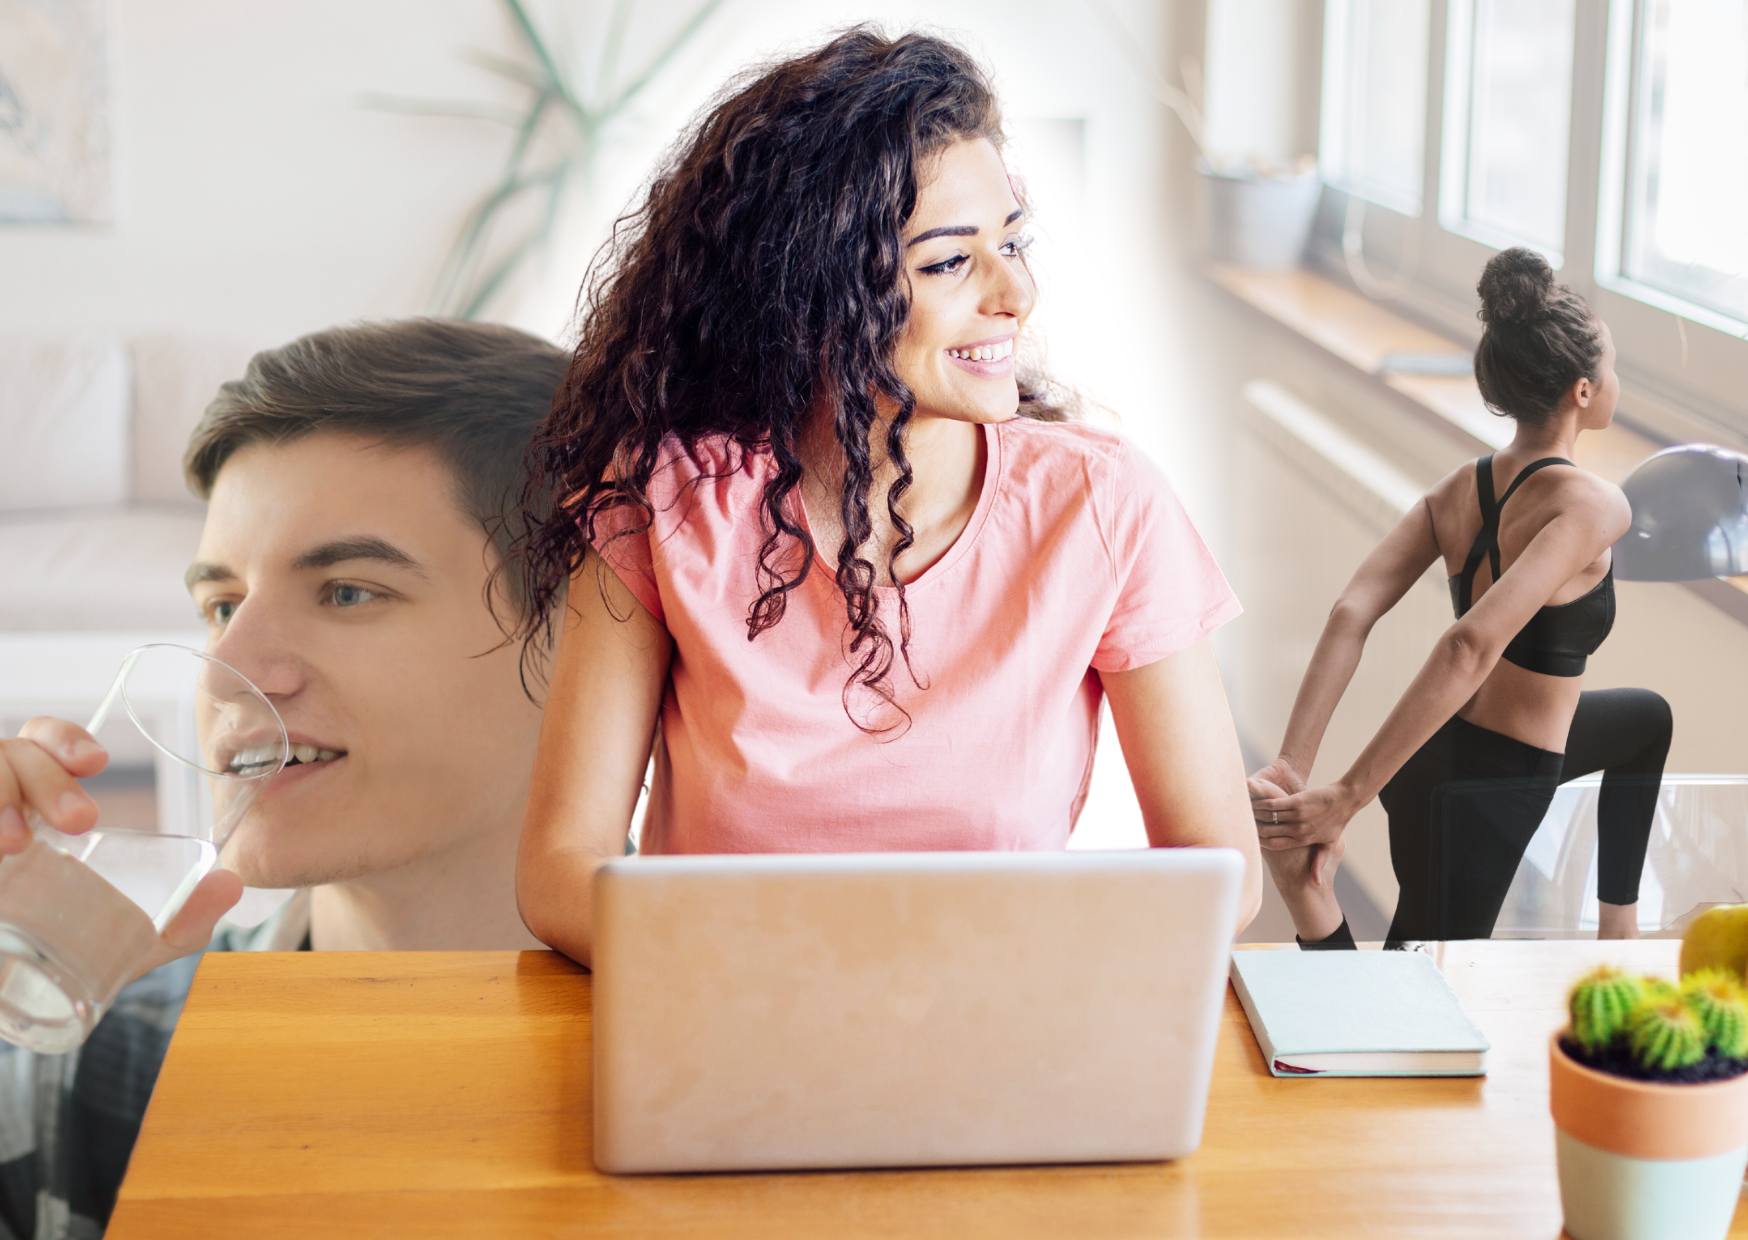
[0,0,112,224]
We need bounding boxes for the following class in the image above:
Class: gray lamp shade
[1613,443,1748,582]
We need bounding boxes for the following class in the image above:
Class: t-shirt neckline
[794,418,1004,594]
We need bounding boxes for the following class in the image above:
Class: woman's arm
[1101,639,1264,932]
[1258,480,1631,846]
[1269,497,1443,784]
[516,549,672,968]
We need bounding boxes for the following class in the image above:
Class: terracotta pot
[1549,1034,1748,1240]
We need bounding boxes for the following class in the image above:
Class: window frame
[1310,0,1748,448]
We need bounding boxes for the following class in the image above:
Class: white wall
[1,0,523,341]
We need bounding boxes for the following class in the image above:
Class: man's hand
[0,717,106,854]
[1,717,243,972]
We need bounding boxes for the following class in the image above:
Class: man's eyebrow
[906,207,1025,248]
[292,537,428,577]
[184,562,237,592]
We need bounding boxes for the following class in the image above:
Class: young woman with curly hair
[1251,247,1673,948]
[507,27,1262,966]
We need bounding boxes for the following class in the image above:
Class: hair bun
[1477,246,1555,325]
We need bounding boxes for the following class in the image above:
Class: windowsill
[1205,263,1748,622]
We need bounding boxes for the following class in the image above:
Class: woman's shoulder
[1426,453,1630,548]
[996,416,1190,552]
[635,432,778,541]
[997,414,1150,488]
[1540,465,1631,539]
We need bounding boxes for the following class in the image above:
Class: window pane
[1458,0,1574,249]
[1625,0,1748,323]
[1327,0,1430,209]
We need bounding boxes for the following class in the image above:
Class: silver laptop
[591,848,1242,1174]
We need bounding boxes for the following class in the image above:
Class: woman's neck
[1506,413,1581,463]
[798,407,984,561]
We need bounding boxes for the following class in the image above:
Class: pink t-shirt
[593,416,1241,854]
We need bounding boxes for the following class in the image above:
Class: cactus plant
[1562,965,1748,1083]
[1626,998,1708,1073]
[1682,969,1748,1058]
[1569,966,1644,1052]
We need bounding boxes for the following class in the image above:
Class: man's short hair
[184,318,566,611]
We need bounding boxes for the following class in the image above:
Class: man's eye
[204,600,237,627]
[921,254,967,276]
[326,583,380,608]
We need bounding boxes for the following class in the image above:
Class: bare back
[1424,452,1620,752]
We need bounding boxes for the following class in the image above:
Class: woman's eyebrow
[906,207,1025,248]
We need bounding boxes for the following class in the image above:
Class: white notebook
[1230,949,1489,1078]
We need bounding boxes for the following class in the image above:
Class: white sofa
[0,333,262,635]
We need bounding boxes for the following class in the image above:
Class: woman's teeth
[947,339,1014,363]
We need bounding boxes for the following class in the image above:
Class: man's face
[187,432,541,888]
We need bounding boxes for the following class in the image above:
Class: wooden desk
[108,940,1746,1238]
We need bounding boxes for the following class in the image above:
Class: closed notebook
[1230,950,1489,1078]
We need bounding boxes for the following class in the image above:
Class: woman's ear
[1573,376,1593,409]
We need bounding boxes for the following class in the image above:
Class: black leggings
[1308,688,1673,948]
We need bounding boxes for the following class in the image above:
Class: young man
[0,319,567,1240]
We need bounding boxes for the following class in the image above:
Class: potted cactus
[1550,965,1748,1240]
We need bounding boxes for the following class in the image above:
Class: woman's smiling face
[891,136,1037,424]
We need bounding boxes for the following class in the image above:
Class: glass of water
[0,643,289,1053]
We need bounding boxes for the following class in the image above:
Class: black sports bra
[1447,455,1615,678]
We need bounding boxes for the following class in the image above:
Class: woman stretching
[1252,247,1672,947]
[507,28,1262,966]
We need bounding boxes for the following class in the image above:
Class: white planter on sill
[1196,161,1320,271]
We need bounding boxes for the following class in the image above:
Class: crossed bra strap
[1452,454,1575,613]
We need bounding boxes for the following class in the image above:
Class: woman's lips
[945,350,1015,377]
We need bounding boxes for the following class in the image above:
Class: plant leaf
[592,0,633,104]
[431,163,566,314]
[458,47,546,91]
[502,0,590,124]
[355,93,526,125]
[599,0,725,118]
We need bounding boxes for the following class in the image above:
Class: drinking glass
[0,643,288,1052]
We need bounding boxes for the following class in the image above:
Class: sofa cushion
[0,335,128,513]
[0,506,208,631]
[131,335,263,505]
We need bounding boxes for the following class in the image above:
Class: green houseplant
[1550,965,1748,1240]
[369,0,723,319]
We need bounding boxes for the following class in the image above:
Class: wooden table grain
[106,939,1743,1238]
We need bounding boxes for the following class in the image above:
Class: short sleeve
[1091,441,1242,672]
[586,496,665,623]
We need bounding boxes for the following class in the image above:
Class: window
[1621,0,1748,323]
[1314,0,1748,442]
[1444,0,1575,252]
[1322,0,1430,211]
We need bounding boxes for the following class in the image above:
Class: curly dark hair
[1473,246,1604,423]
[506,26,1071,732]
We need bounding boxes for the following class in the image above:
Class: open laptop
[591,848,1243,1174]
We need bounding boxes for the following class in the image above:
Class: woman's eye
[1002,234,1034,257]
[326,583,380,609]
[921,254,968,276]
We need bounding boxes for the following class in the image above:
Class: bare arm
[516,549,672,968]
[1272,498,1442,781]
[1259,481,1631,844]
[1101,639,1264,933]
